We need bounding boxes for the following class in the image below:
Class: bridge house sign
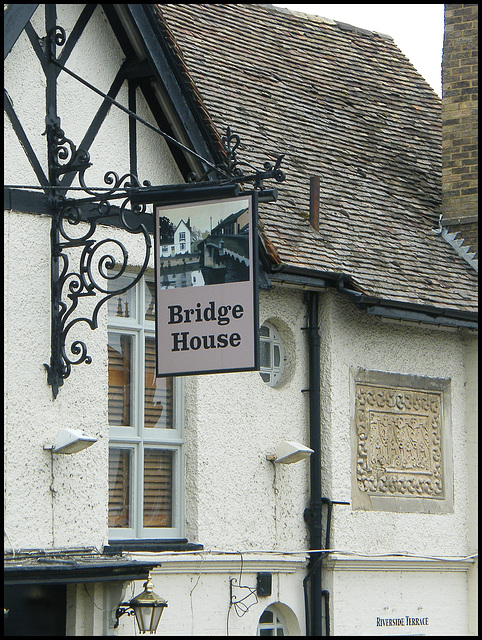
[154,194,259,377]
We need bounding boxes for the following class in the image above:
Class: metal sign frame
[154,192,259,377]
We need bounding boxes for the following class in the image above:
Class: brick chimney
[441,4,478,261]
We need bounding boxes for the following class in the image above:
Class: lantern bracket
[113,603,136,629]
[113,574,167,633]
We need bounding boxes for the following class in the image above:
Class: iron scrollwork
[189,127,286,188]
[220,127,286,187]
[43,23,286,398]
[44,122,152,398]
[43,123,286,397]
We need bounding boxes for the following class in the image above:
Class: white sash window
[107,274,184,539]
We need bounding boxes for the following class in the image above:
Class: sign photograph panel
[154,194,259,377]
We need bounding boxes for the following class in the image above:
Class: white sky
[273,4,444,96]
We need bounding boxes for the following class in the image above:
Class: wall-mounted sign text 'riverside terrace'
[376,616,429,628]
[154,195,259,377]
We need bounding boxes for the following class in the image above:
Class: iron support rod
[44,7,64,398]
[50,58,226,178]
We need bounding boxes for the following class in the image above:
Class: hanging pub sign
[154,193,259,377]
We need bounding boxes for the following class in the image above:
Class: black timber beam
[120,4,219,169]
[4,4,39,59]
[4,187,155,232]
[4,188,49,215]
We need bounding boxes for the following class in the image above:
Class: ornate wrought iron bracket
[42,123,285,399]
[43,24,286,398]
[189,127,286,188]
[43,122,153,398]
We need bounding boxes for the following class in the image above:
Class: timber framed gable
[4,3,224,222]
[4,4,228,398]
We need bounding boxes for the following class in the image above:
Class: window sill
[104,539,204,555]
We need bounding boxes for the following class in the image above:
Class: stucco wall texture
[4,4,476,636]
[319,290,471,558]
[185,286,311,552]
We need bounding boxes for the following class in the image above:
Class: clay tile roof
[156,3,477,314]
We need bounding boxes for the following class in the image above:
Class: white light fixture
[271,441,314,464]
[44,428,98,454]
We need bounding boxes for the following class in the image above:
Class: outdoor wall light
[43,428,97,454]
[267,441,314,464]
[114,575,167,634]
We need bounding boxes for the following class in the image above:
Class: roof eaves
[112,4,225,178]
[269,263,478,329]
[337,277,478,329]
[4,550,158,585]
[152,4,226,167]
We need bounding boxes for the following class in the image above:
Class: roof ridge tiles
[258,3,394,41]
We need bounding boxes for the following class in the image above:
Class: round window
[259,322,284,387]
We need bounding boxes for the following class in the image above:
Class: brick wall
[442,4,478,258]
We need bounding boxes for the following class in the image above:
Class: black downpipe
[321,591,330,636]
[305,290,323,636]
[304,295,349,635]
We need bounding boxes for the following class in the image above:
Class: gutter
[335,275,478,330]
[4,558,158,586]
[267,264,477,330]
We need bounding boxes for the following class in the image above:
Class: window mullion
[136,280,145,537]
[137,329,145,434]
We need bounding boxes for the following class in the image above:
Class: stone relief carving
[355,384,443,498]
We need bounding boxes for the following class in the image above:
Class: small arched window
[259,322,284,387]
[257,605,288,636]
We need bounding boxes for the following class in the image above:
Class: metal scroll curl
[43,120,285,397]
[44,129,152,397]
[188,126,286,188]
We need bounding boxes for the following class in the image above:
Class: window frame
[259,321,284,387]
[257,605,288,636]
[107,273,185,540]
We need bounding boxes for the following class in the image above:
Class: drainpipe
[302,178,323,636]
[304,289,323,636]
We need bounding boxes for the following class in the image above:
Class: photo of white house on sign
[157,198,251,289]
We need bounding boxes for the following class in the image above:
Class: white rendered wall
[324,558,471,636]
[463,332,478,636]
[319,289,476,635]
[184,285,311,552]
[109,555,307,636]
[4,3,183,553]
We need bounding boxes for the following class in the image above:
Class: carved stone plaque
[355,382,444,499]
